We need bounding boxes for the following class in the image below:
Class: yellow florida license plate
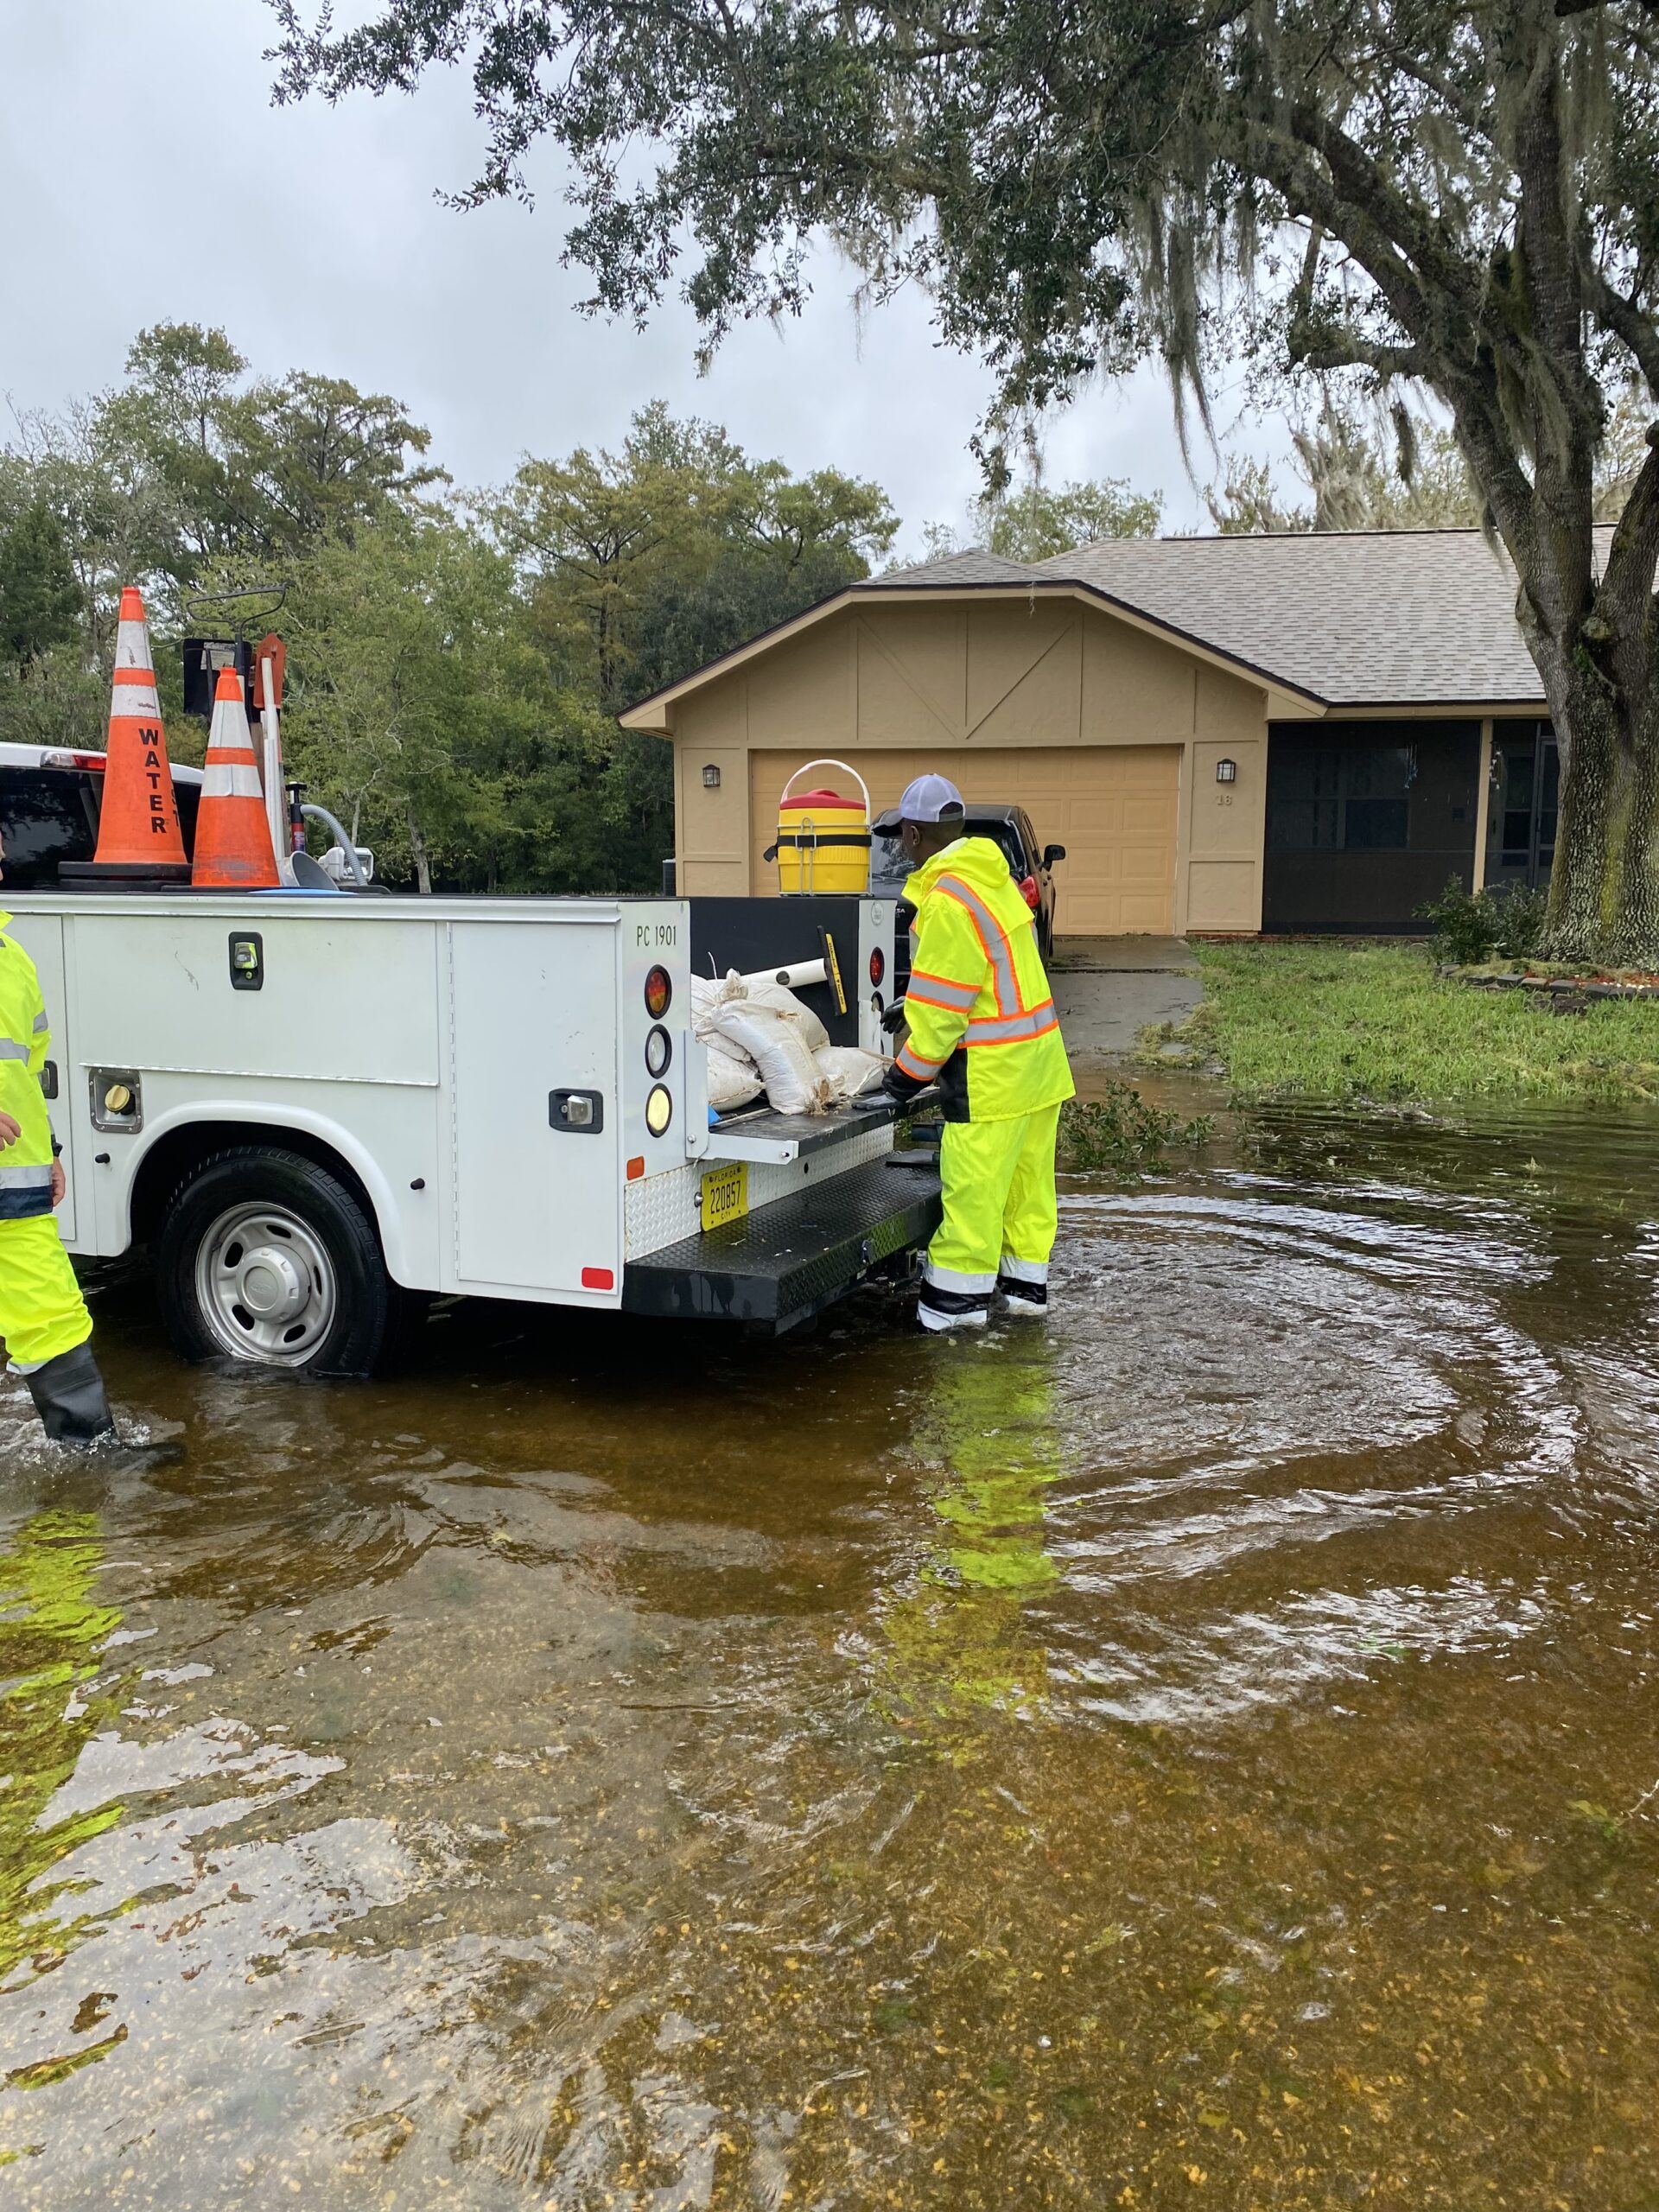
[700,1160,750,1232]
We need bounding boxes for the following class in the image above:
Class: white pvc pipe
[259,655,297,887]
[740,957,828,992]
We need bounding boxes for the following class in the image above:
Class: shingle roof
[875,549,1045,589]
[864,529,1602,707]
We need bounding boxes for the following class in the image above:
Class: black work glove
[880,996,908,1036]
[881,1058,930,1105]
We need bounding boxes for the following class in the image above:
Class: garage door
[747,747,1180,934]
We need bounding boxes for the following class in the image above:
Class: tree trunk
[1541,694,1659,965]
[1611,705,1659,965]
[1520,591,1659,969]
[1541,667,1618,960]
[407,804,432,895]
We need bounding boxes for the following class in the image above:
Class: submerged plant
[1057,1084,1211,1180]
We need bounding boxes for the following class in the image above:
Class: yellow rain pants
[0,912,91,1373]
[0,1215,93,1372]
[921,1102,1061,1332]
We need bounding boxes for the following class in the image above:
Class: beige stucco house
[620,531,1568,937]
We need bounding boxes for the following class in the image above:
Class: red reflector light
[868,946,886,987]
[1019,874,1040,911]
[626,1155,645,1180]
[645,964,672,1019]
[582,1266,614,1291]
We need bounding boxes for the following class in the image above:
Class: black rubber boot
[24,1343,118,1445]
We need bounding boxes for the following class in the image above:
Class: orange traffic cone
[62,585,190,880]
[191,666,279,889]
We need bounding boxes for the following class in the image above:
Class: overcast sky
[1,0,1296,558]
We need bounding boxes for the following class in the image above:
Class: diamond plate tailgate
[620,1157,942,1324]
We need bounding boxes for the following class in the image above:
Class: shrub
[1494,883,1547,958]
[1416,878,1548,964]
[1417,878,1502,962]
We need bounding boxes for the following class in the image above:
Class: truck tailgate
[620,1154,941,1322]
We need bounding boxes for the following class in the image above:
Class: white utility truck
[5,887,940,1374]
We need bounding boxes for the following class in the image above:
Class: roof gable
[620,525,1580,731]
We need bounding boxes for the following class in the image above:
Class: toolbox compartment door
[449,918,621,1298]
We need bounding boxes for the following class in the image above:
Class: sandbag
[709,998,828,1113]
[739,976,829,1055]
[689,973,725,1041]
[705,972,833,1114]
[814,1046,887,1103]
[705,1040,764,1112]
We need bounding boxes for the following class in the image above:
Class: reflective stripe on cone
[191,666,279,889]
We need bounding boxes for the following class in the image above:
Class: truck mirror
[1042,844,1066,868]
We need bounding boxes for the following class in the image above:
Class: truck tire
[155,1146,397,1377]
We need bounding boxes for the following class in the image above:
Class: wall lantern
[1215,758,1237,785]
[702,763,721,789]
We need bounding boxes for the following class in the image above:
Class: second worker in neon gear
[880,776,1075,1332]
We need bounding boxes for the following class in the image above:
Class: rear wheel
[156,1146,397,1376]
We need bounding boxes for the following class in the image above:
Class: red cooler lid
[785,787,862,809]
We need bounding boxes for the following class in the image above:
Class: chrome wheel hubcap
[194,1202,337,1365]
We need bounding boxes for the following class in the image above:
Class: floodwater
[4,1101,1659,2209]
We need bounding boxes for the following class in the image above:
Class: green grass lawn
[1168,943,1659,1103]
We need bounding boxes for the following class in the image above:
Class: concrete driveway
[1048,936,1203,1061]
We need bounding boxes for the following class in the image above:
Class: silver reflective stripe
[111,683,162,716]
[924,1262,998,1294]
[918,1300,989,1332]
[965,1001,1059,1046]
[937,875,1019,1013]
[906,971,978,1013]
[0,1038,29,1063]
[998,1255,1048,1284]
[201,761,265,800]
[896,1041,945,1079]
[0,1161,52,1189]
[32,1010,48,1033]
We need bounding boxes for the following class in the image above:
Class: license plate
[699,1160,749,1232]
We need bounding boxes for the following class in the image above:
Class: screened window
[1267,744,1414,853]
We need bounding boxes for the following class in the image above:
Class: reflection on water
[878,1335,1063,1726]
[0,1516,124,1998]
[3,1098,1659,2204]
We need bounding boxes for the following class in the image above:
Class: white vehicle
[3,887,938,1373]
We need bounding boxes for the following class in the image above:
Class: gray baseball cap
[897,772,965,824]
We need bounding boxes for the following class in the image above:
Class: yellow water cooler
[770,760,872,894]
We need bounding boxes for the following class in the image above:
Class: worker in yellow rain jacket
[0,829,116,1443]
[881,776,1074,1332]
